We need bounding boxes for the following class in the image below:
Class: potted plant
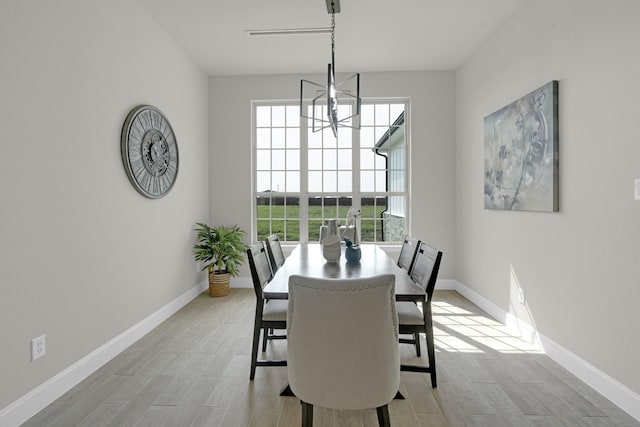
[193,223,247,297]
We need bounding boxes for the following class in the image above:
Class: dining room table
[262,242,430,397]
[263,243,426,302]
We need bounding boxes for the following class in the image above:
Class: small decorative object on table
[344,238,361,263]
[319,218,339,243]
[322,234,342,263]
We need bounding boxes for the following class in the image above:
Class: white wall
[456,0,640,396]
[0,0,209,411]
[208,71,456,279]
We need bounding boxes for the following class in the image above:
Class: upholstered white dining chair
[396,242,443,387]
[287,274,399,427]
[247,241,287,380]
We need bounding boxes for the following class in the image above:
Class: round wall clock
[121,105,178,199]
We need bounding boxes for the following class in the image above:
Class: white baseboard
[0,280,208,427]
[445,279,640,422]
[230,276,253,288]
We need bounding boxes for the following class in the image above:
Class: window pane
[337,171,352,192]
[360,149,376,170]
[256,106,270,127]
[361,171,375,192]
[272,150,285,170]
[308,220,322,241]
[257,171,270,192]
[361,104,374,126]
[390,104,404,120]
[285,198,300,217]
[322,129,337,148]
[287,128,300,148]
[308,149,322,170]
[309,171,322,192]
[308,129,322,148]
[375,104,390,126]
[323,150,337,170]
[375,126,388,142]
[272,106,285,127]
[337,127,352,147]
[360,127,375,148]
[323,171,337,192]
[287,149,300,170]
[256,196,270,217]
[375,170,387,191]
[308,198,322,219]
[285,220,300,241]
[257,220,270,240]
[323,197,338,218]
[286,105,300,127]
[256,150,270,170]
[256,128,270,148]
[286,171,300,192]
[272,171,285,192]
[272,128,285,148]
[337,149,351,170]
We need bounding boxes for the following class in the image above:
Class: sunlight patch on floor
[431,299,543,354]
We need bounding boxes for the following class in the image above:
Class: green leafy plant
[193,223,247,277]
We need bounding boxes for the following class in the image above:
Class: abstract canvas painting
[484,81,559,212]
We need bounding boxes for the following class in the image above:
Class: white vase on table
[322,234,341,263]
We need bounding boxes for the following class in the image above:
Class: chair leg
[262,328,268,352]
[424,307,437,388]
[250,308,263,380]
[301,401,313,427]
[414,332,421,357]
[376,405,390,427]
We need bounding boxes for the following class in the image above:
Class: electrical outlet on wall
[31,335,46,361]
[634,179,640,201]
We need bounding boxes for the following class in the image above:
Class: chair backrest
[409,242,443,301]
[287,274,399,410]
[246,241,273,301]
[265,234,285,274]
[397,235,421,273]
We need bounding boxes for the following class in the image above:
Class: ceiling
[137,0,526,76]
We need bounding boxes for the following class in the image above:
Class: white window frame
[251,98,410,244]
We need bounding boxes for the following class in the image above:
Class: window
[254,100,408,243]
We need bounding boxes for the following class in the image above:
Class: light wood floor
[23,289,639,427]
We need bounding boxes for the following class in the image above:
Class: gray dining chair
[264,234,287,342]
[396,242,442,387]
[397,235,420,273]
[287,274,399,427]
[247,241,287,380]
[265,233,286,275]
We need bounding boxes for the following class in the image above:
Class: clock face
[121,105,178,198]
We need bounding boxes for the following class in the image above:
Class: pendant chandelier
[300,0,361,137]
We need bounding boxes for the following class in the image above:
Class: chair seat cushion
[263,299,288,321]
[396,301,425,325]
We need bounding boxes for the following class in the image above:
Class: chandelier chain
[331,12,335,58]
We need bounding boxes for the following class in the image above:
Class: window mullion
[300,107,309,243]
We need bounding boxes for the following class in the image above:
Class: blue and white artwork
[484,81,559,212]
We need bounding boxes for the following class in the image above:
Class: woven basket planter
[209,271,230,297]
